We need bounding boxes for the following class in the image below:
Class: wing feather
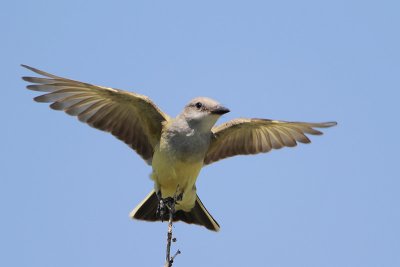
[204,119,336,165]
[22,65,170,164]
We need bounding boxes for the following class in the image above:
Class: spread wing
[204,118,336,165]
[22,65,170,164]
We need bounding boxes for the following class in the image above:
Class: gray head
[179,97,230,132]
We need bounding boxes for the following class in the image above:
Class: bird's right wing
[204,118,336,165]
[22,65,170,164]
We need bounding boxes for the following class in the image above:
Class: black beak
[211,106,230,115]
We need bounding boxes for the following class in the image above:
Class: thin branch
[171,250,181,262]
[163,191,181,267]
[164,205,174,267]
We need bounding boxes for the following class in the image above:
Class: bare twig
[171,250,181,262]
[164,205,174,267]
[163,190,181,267]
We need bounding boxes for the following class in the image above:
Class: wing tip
[33,95,49,103]
[26,84,38,91]
[320,121,338,128]
[21,64,35,71]
[22,76,31,82]
[21,64,37,81]
[21,64,59,79]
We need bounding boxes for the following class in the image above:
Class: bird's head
[180,97,230,132]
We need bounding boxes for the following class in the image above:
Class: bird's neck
[174,114,217,135]
[161,117,212,162]
[166,117,196,136]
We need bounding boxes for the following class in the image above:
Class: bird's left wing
[204,118,336,165]
[22,65,170,164]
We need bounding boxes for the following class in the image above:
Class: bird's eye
[195,102,203,109]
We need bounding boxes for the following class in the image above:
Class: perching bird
[22,65,336,232]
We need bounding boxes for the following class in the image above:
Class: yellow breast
[153,147,202,191]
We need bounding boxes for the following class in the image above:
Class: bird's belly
[151,148,203,210]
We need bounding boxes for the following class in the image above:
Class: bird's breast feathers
[160,128,211,162]
[152,143,203,199]
[151,131,210,196]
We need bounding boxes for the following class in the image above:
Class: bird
[22,64,337,232]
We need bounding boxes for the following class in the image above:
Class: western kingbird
[22,65,337,231]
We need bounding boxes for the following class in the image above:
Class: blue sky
[1,0,399,266]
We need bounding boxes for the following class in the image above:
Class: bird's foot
[156,192,183,222]
[157,197,175,222]
[175,192,183,202]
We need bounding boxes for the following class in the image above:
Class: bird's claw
[156,192,183,222]
[157,197,175,221]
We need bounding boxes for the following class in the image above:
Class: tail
[130,190,220,232]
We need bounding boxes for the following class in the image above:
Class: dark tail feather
[130,190,220,232]
[175,195,220,231]
[130,190,160,222]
